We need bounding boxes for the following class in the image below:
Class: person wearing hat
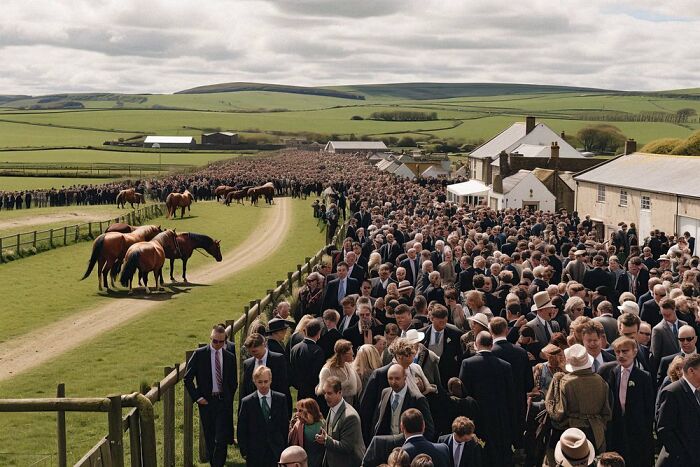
[526,291,562,345]
[553,428,596,467]
[545,343,611,464]
[396,279,415,305]
[266,317,294,358]
[563,249,588,283]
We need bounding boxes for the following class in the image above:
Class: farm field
[0,204,126,237]
[0,197,323,466]
[0,176,119,191]
[0,148,246,165]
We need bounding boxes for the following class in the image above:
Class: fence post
[63,226,67,246]
[107,394,124,467]
[0,237,3,262]
[56,383,67,467]
[49,229,53,247]
[75,225,80,243]
[88,222,92,238]
[128,408,142,467]
[163,366,175,467]
[16,233,20,253]
[33,230,37,248]
[183,350,194,467]
[296,264,303,285]
[99,221,104,234]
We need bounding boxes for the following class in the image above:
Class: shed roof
[447,180,490,197]
[144,136,194,144]
[573,152,700,198]
[502,170,532,193]
[327,141,388,150]
[470,121,581,160]
[203,131,237,136]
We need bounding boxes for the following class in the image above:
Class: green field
[0,204,127,238]
[0,176,120,191]
[0,198,323,466]
[0,148,246,165]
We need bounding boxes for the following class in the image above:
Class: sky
[1,0,699,95]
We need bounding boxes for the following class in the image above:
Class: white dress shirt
[255,349,269,368]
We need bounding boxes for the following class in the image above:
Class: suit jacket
[343,321,385,352]
[615,269,650,299]
[370,277,396,299]
[338,313,360,335]
[525,317,561,345]
[290,338,326,400]
[421,324,464,387]
[651,320,686,375]
[318,327,343,359]
[239,351,290,407]
[424,285,446,306]
[237,391,289,466]
[323,400,365,467]
[656,379,700,466]
[438,434,483,467]
[640,299,662,328]
[657,352,682,388]
[458,267,483,292]
[601,364,655,467]
[373,386,435,441]
[362,434,404,467]
[348,264,366,284]
[402,435,450,467]
[491,339,533,442]
[593,315,619,344]
[353,211,372,230]
[359,364,392,443]
[400,257,421,285]
[324,277,360,311]
[582,267,615,292]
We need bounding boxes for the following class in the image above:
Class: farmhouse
[574,145,700,245]
[324,141,388,154]
[143,136,195,148]
[201,131,239,145]
[396,152,452,178]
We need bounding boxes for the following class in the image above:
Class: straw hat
[532,291,555,311]
[403,329,425,344]
[466,313,489,330]
[564,344,594,373]
[554,428,595,467]
[618,301,639,316]
[397,280,414,294]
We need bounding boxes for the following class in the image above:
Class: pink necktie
[619,368,629,412]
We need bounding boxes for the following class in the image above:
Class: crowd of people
[177,150,700,467]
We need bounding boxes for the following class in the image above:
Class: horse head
[209,239,223,262]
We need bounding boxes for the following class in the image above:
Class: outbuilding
[201,131,239,145]
[143,136,195,148]
[324,141,388,154]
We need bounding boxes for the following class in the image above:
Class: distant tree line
[574,108,697,123]
[368,111,438,121]
[576,124,627,153]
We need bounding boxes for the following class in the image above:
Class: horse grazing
[224,189,248,206]
[214,185,236,202]
[81,225,162,291]
[119,230,179,294]
[163,232,222,282]
[248,182,275,206]
[105,223,135,234]
[116,189,145,209]
[166,190,194,218]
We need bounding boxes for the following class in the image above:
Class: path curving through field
[0,198,292,382]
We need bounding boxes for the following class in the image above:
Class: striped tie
[215,350,223,390]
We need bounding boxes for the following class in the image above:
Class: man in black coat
[400,248,421,286]
[370,264,396,298]
[240,333,291,412]
[345,251,366,283]
[615,257,649,299]
[362,434,404,467]
[343,302,384,352]
[184,324,238,467]
[318,309,343,358]
[353,204,372,230]
[438,416,483,467]
[400,409,450,467]
[237,366,289,467]
[359,363,392,444]
[421,305,464,387]
[459,331,515,467]
[458,259,483,292]
[599,337,655,467]
[582,255,615,292]
[640,283,666,328]
[323,262,360,312]
[289,318,325,400]
[655,354,700,466]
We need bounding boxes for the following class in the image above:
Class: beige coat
[316,363,362,403]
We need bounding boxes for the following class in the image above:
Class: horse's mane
[134,225,159,235]
[152,230,174,244]
[186,232,213,249]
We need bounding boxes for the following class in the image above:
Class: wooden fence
[0,203,165,262]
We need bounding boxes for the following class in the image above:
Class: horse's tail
[165,194,172,218]
[81,234,105,280]
[119,250,140,287]
[116,192,123,205]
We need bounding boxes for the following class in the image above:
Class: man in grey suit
[316,376,364,467]
[593,300,619,344]
[651,298,686,375]
[526,291,561,344]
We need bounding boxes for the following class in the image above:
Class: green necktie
[261,396,271,420]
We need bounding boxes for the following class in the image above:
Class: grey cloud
[267,0,406,18]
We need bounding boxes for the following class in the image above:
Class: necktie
[261,396,271,420]
[695,389,700,406]
[391,393,400,412]
[434,330,442,346]
[454,442,464,467]
[256,358,263,367]
[338,280,345,302]
[214,350,223,391]
[672,322,678,338]
[543,321,552,342]
[619,368,629,412]
[593,358,600,372]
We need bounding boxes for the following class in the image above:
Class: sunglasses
[678,337,696,342]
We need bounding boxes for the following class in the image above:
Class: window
[641,195,651,211]
[597,184,606,203]
[619,190,628,207]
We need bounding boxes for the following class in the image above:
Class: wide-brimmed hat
[466,313,489,330]
[618,301,639,315]
[397,280,414,293]
[554,428,595,467]
[542,343,563,356]
[658,254,670,261]
[573,249,586,256]
[533,291,555,311]
[564,344,594,372]
[266,318,294,335]
[403,329,425,344]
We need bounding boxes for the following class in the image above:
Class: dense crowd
[180,151,700,467]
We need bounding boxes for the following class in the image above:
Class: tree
[676,108,697,123]
[641,138,683,154]
[670,129,700,155]
[576,124,627,153]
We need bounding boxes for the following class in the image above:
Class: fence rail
[0,203,165,262]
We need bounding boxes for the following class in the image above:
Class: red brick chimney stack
[526,116,536,134]
[624,139,637,155]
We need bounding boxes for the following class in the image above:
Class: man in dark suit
[438,416,483,467]
[184,324,238,467]
[290,318,326,400]
[617,312,652,372]
[656,325,697,387]
[372,364,435,441]
[239,333,290,412]
[343,302,384,352]
[401,408,450,467]
[337,296,359,335]
[615,257,649,299]
[362,434,404,467]
[640,283,666,327]
[359,362,393,444]
[421,304,464,387]
[318,309,343,358]
[581,320,616,372]
[600,337,655,467]
[656,354,700,466]
[458,257,482,292]
[353,204,371,230]
[593,301,619,344]
[370,264,396,298]
[459,331,515,466]
[237,366,289,467]
[323,261,360,312]
[582,255,615,292]
[400,248,421,286]
[651,298,686,376]
[345,251,365,284]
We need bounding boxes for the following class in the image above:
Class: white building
[446,180,490,205]
[143,136,195,148]
[324,141,388,154]
[489,170,556,211]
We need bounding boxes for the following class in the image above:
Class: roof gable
[470,121,582,160]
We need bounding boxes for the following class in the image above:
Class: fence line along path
[0,197,292,382]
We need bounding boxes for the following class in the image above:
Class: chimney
[624,139,637,155]
[499,150,511,178]
[525,116,536,134]
[550,141,560,169]
[560,131,566,139]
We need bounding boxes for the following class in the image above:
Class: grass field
[0,176,120,191]
[0,148,246,166]
[0,204,126,238]
[0,197,323,466]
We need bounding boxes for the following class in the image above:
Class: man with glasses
[656,325,697,387]
[184,324,237,467]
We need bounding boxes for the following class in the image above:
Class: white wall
[503,172,555,211]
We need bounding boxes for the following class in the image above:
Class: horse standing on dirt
[248,182,275,206]
[116,189,145,209]
[105,223,135,234]
[163,232,223,282]
[119,229,179,294]
[214,185,235,202]
[224,189,248,206]
[165,190,194,218]
[81,225,162,291]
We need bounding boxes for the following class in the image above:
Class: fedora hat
[403,328,425,344]
[533,291,555,311]
[617,301,639,315]
[397,280,414,293]
[466,313,489,330]
[658,254,670,261]
[266,318,294,335]
[564,344,594,372]
[554,428,595,467]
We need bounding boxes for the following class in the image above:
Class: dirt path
[0,210,119,232]
[0,198,292,382]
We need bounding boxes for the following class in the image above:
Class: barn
[201,131,239,145]
[324,141,388,154]
[143,136,196,148]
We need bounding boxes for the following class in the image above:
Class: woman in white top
[316,339,362,404]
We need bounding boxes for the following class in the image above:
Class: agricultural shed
[201,131,239,145]
[324,141,388,154]
[143,136,195,148]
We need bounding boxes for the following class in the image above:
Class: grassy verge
[0,197,323,466]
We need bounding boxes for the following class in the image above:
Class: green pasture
[0,119,140,148]
[0,148,243,166]
[0,176,119,191]
[0,204,126,238]
[0,197,323,466]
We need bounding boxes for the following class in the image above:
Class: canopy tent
[446,180,490,205]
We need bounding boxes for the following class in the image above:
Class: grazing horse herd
[216,182,275,206]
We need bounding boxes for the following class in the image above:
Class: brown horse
[166,190,194,218]
[105,223,135,234]
[116,189,145,209]
[119,230,179,294]
[248,183,275,206]
[81,225,162,291]
[163,232,222,282]
[214,185,235,202]
[224,189,248,206]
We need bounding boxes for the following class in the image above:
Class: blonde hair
[294,314,315,334]
[465,290,484,309]
[326,339,353,368]
[353,344,382,379]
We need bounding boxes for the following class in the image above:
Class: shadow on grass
[101,282,209,299]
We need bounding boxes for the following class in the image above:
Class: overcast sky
[1,0,699,95]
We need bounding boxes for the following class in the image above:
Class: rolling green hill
[176,81,365,100]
